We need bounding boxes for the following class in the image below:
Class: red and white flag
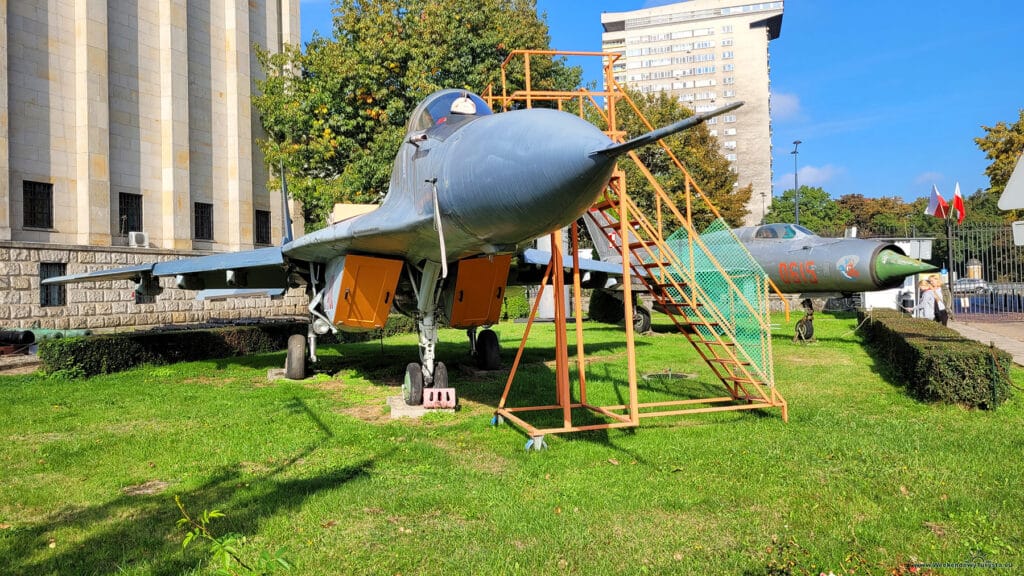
[951,182,965,224]
[926,184,949,218]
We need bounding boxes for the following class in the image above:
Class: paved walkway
[947,320,1024,366]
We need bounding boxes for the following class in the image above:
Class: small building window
[194,202,213,240]
[24,181,53,229]
[39,262,66,307]
[119,192,143,235]
[255,210,271,245]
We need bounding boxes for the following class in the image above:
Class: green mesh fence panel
[655,218,774,385]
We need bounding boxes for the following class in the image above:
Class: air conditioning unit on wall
[128,231,148,248]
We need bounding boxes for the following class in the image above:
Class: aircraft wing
[43,263,157,284]
[43,246,289,291]
[196,288,287,301]
[520,248,624,275]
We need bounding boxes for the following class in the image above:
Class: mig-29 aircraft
[44,89,742,405]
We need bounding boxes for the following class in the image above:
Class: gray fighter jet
[583,217,937,318]
[730,223,937,294]
[44,89,740,405]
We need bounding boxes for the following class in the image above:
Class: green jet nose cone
[874,250,938,284]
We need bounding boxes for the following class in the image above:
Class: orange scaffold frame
[488,50,787,447]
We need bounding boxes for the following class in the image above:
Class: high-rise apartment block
[601,1,783,225]
[0,1,306,330]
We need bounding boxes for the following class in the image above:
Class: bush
[39,317,419,378]
[501,286,531,320]
[857,309,1012,409]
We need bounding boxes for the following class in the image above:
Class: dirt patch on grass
[536,352,626,368]
[314,377,399,423]
[0,359,41,375]
[179,377,225,387]
[122,480,169,496]
[337,402,391,423]
[434,437,510,476]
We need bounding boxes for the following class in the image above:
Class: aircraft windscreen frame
[406,89,494,132]
[752,223,813,239]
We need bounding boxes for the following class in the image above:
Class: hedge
[39,316,417,378]
[857,309,1012,409]
[501,286,531,320]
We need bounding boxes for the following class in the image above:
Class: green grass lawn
[1,313,1022,575]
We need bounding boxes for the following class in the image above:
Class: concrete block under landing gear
[386,392,458,419]
[422,387,457,409]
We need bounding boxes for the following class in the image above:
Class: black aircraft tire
[433,362,448,389]
[284,334,306,380]
[476,329,501,370]
[633,307,652,333]
[403,363,423,406]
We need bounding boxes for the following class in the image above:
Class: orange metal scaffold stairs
[587,171,787,419]
[487,49,786,447]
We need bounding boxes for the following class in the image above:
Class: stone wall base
[4,242,307,331]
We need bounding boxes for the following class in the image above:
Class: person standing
[915,279,936,320]
[930,277,949,326]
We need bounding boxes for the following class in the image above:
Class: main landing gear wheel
[633,307,652,333]
[432,361,448,389]
[284,334,306,380]
[403,363,423,406]
[475,329,501,370]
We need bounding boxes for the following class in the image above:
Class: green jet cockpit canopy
[752,223,814,239]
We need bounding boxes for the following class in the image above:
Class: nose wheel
[403,361,449,406]
[403,363,423,406]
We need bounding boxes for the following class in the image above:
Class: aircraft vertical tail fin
[280,160,294,245]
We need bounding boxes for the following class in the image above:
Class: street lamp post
[791,140,802,226]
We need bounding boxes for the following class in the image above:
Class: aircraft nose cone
[874,250,938,286]
[441,109,615,244]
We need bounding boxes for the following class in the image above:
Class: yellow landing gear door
[333,255,404,330]
[449,254,512,328]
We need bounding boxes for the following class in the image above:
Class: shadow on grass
[311,325,653,389]
[0,397,375,576]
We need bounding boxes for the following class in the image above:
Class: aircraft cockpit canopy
[752,223,814,239]
[407,89,493,133]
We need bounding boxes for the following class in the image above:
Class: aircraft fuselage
[733,224,937,294]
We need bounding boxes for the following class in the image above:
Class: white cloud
[773,164,844,190]
[770,92,802,122]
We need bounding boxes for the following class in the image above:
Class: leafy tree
[975,109,1024,222]
[604,90,752,233]
[763,185,849,235]
[253,0,579,228]
[835,194,915,236]
[976,109,1024,197]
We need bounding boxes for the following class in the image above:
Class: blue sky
[298,0,1024,203]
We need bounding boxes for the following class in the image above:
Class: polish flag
[926,185,949,218]
[951,182,966,224]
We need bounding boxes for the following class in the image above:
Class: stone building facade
[0,0,305,330]
[601,0,783,225]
